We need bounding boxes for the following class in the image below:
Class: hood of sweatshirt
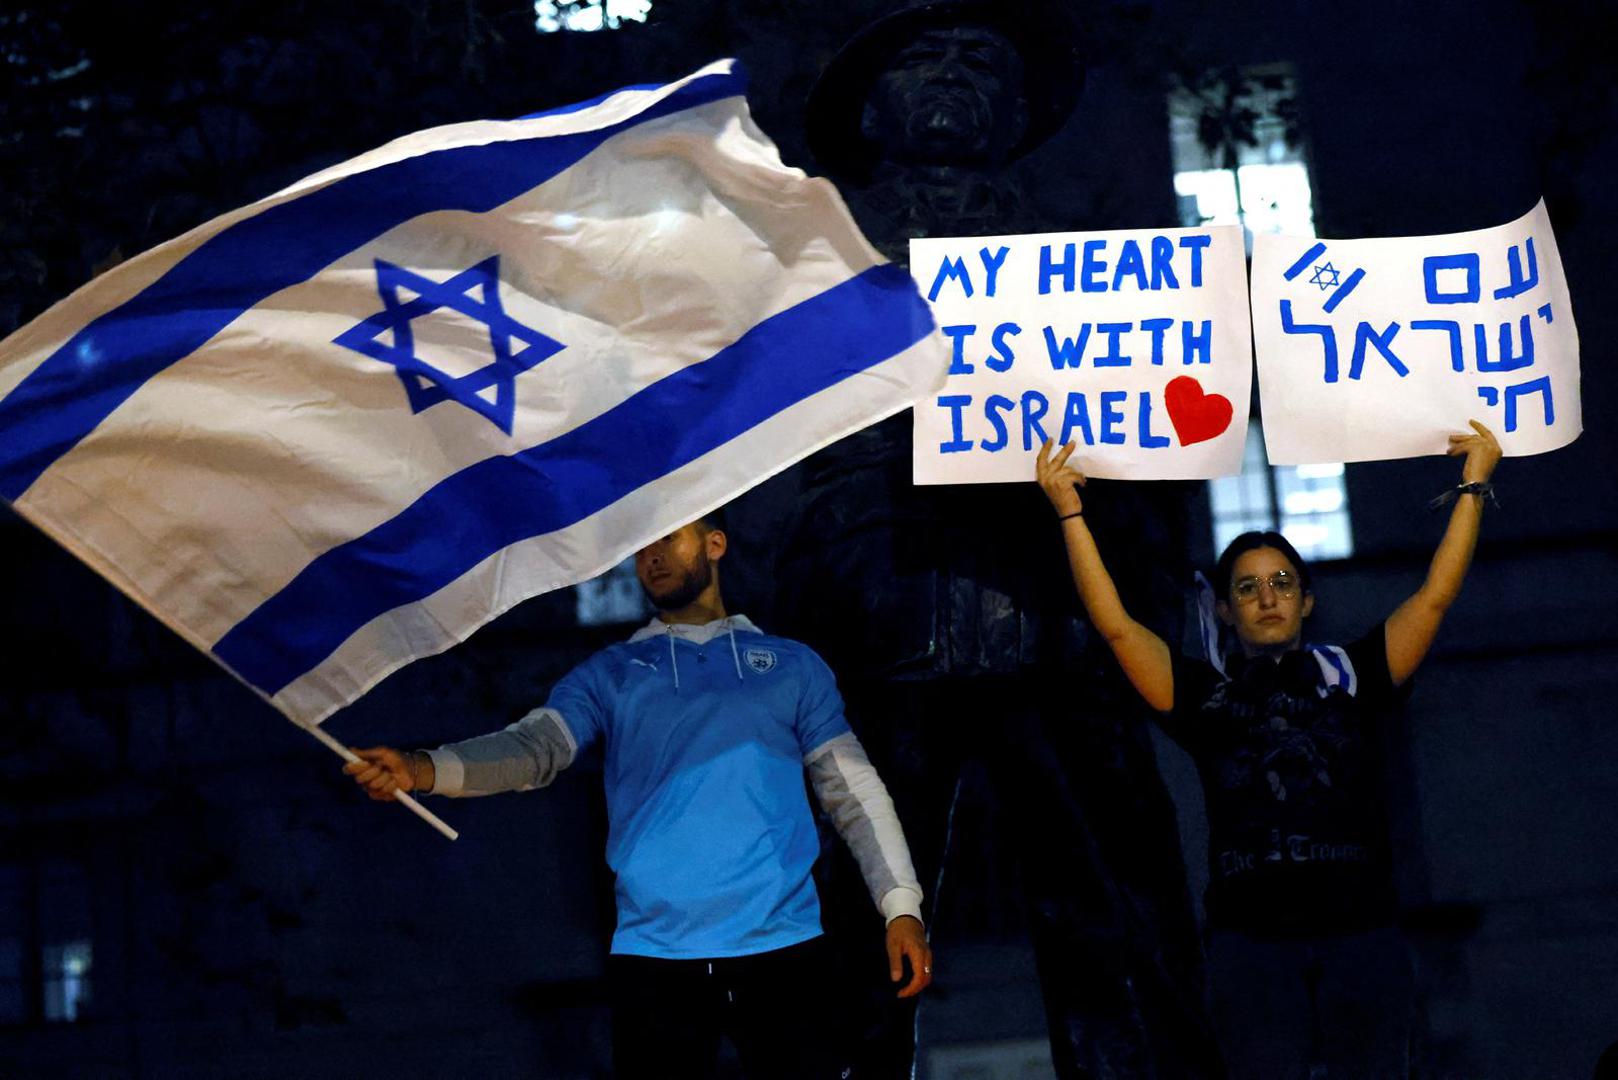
[626,614,763,690]
[627,614,762,644]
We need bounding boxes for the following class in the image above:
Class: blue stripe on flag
[1321,267,1365,314]
[0,69,743,502]
[213,263,933,696]
[1310,644,1356,695]
[1283,242,1328,282]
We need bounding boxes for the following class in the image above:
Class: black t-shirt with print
[1160,624,1403,938]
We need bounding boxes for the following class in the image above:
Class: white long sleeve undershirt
[805,731,925,925]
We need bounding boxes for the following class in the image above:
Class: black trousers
[608,935,852,1080]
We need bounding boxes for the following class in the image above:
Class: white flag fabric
[0,59,945,725]
[1251,200,1580,464]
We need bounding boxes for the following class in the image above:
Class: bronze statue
[805,1,1078,255]
[771,3,1227,1076]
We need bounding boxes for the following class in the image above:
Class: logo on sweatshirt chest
[744,648,778,674]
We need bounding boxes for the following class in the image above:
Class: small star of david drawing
[1308,262,1342,291]
[333,256,563,434]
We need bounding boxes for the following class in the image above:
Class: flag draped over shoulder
[0,59,945,726]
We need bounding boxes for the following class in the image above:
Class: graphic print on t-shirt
[1163,630,1403,934]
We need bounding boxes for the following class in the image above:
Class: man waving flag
[0,59,944,733]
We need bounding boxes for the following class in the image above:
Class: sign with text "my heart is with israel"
[910,225,1252,483]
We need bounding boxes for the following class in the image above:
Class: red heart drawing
[1163,376,1234,446]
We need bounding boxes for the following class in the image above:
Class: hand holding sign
[1448,419,1502,485]
[1035,437,1087,516]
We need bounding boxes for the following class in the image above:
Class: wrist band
[1058,510,1084,522]
[409,750,431,792]
[1427,481,1498,511]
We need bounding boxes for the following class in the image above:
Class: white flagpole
[299,721,460,841]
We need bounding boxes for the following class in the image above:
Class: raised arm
[1036,439,1175,712]
[1383,420,1501,687]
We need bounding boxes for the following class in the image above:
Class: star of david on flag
[1282,240,1366,314]
[1307,261,1341,290]
[334,257,564,434]
[0,59,947,731]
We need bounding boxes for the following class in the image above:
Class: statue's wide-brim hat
[806,0,1084,181]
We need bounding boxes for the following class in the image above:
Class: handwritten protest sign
[910,226,1252,483]
[1251,201,1581,464]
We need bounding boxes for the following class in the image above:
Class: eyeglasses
[1231,571,1301,603]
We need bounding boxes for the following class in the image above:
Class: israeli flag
[0,60,944,725]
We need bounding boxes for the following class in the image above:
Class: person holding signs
[1034,421,1501,1079]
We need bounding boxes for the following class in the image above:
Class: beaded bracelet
[1427,481,1499,511]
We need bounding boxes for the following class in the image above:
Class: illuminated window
[534,0,652,33]
[0,860,95,1024]
[575,557,649,627]
[1209,421,1353,561]
[1168,64,1315,252]
[42,941,91,1022]
[1169,65,1352,562]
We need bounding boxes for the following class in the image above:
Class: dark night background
[2,1,1615,1078]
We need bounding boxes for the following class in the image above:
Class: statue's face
[866,25,1030,167]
